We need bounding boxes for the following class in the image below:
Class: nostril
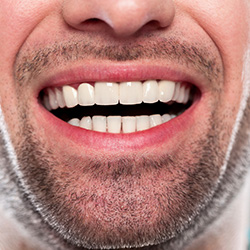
[84,18,102,24]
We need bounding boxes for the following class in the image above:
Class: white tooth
[171,114,176,119]
[95,82,119,105]
[172,82,181,101]
[162,114,171,123]
[120,81,143,105]
[48,88,58,110]
[43,95,52,111]
[63,86,78,108]
[136,116,150,131]
[149,114,162,128]
[78,83,95,106]
[80,116,92,130]
[107,116,121,133]
[68,118,80,126]
[55,88,66,108]
[142,80,159,103]
[92,116,107,132]
[176,84,186,103]
[183,86,191,104]
[158,80,175,103]
[122,116,136,133]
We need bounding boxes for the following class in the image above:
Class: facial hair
[0,37,249,250]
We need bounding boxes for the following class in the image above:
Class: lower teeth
[68,114,176,133]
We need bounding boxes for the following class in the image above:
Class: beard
[8,101,237,250]
[0,38,249,250]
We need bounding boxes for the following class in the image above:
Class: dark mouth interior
[40,85,198,122]
[51,101,192,122]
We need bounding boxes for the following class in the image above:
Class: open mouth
[40,80,198,134]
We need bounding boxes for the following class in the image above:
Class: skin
[0,0,249,249]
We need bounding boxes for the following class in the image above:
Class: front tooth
[63,86,78,108]
[122,116,136,133]
[80,116,92,130]
[142,80,159,103]
[78,83,95,106]
[92,116,107,132]
[95,82,119,105]
[149,114,162,128]
[107,116,121,133]
[120,81,143,105]
[55,88,66,108]
[162,114,171,123]
[136,116,150,131]
[158,80,175,103]
[48,88,58,110]
[68,118,80,126]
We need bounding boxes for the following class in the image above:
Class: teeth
[48,88,59,110]
[67,114,176,133]
[80,116,92,130]
[183,86,191,104]
[63,86,78,108]
[95,82,119,105]
[158,80,175,103]
[149,114,162,128]
[44,80,193,133]
[78,83,95,106]
[142,80,159,103]
[107,116,121,133]
[55,88,66,108]
[43,95,52,111]
[172,82,181,102]
[136,116,150,131]
[176,84,186,103]
[122,116,136,133]
[162,114,171,123]
[68,118,80,126]
[46,80,191,110]
[92,116,107,132]
[120,81,143,105]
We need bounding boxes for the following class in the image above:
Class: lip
[36,60,208,94]
[37,96,198,152]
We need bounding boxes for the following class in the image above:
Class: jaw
[9,74,229,249]
[1,33,245,249]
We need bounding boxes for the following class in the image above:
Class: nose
[62,0,175,37]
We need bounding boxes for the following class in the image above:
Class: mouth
[40,80,198,134]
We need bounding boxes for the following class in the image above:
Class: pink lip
[37,62,206,93]
[34,62,204,152]
[38,99,198,152]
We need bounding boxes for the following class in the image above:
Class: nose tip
[63,0,175,37]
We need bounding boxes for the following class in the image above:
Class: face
[0,0,249,249]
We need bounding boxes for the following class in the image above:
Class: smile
[41,80,197,134]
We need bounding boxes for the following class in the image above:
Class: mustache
[14,36,221,85]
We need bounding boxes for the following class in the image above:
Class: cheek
[0,1,59,72]
[0,0,59,145]
[0,83,20,145]
[178,0,249,139]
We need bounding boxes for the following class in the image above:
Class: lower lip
[36,98,199,152]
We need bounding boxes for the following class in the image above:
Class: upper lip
[36,60,208,96]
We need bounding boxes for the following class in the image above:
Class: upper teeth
[44,80,191,110]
